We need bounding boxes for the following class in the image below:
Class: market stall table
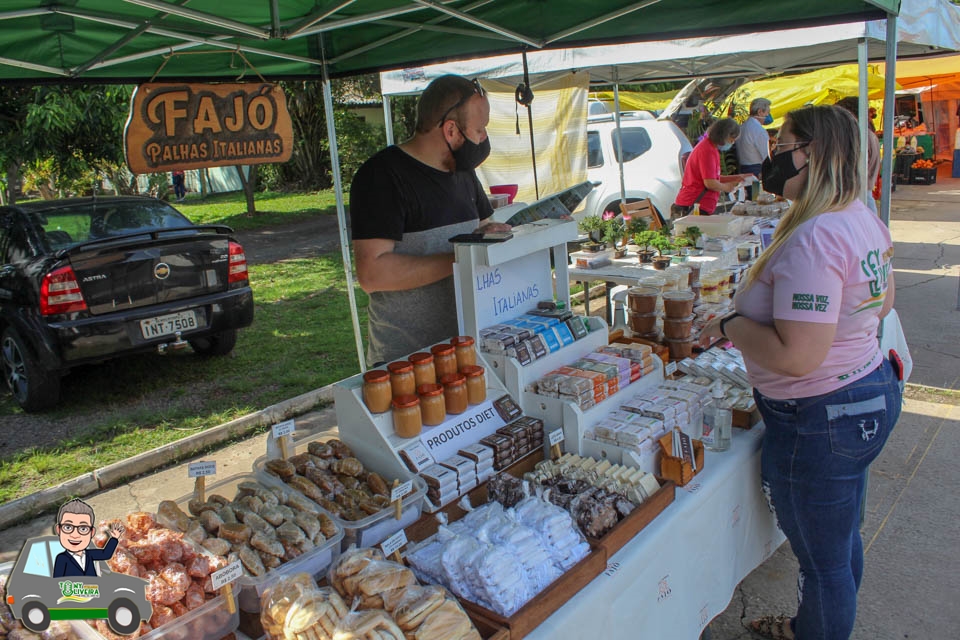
[569,251,737,324]
[525,424,784,640]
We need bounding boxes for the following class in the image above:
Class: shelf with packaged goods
[521,355,665,473]
[453,218,577,343]
[483,315,610,411]
[333,347,519,510]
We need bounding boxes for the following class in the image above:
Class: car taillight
[228,241,248,284]
[40,265,87,315]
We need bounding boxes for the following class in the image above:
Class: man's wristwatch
[719,312,740,338]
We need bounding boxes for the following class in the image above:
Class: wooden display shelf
[585,479,675,556]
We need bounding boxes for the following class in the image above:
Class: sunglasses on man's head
[437,78,485,127]
[59,523,93,534]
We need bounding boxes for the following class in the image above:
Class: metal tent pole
[383,94,395,146]
[858,38,870,206]
[879,15,898,226]
[613,67,626,211]
[322,63,368,372]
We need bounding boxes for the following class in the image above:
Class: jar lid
[431,343,455,356]
[417,383,444,397]
[451,336,475,347]
[387,360,414,374]
[440,373,466,387]
[409,352,434,365]
[460,365,485,378]
[363,369,389,383]
[627,286,658,297]
[392,394,420,409]
[662,290,695,301]
[627,310,659,318]
[663,314,695,323]
[663,336,695,343]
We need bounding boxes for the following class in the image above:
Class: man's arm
[87,536,118,561]
[354,238,456,294]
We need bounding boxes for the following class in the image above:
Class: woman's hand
[699,316,725,347]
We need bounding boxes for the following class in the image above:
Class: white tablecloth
[528,425,785,639]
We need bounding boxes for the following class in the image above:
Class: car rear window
[611,127,652,163]
[31,201,193,250]
[587,131,603,168]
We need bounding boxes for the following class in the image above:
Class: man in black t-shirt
[350,75,510,364]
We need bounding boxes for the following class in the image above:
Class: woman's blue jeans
[754,360,902,640]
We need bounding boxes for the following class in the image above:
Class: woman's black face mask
[761,143,809,196]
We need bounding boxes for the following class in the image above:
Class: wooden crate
[457,547,607,639]
[586,480,675,556]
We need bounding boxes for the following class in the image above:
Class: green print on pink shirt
[791,293,830,312]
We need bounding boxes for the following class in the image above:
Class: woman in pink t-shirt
[700,106,902,640]
[671,118,742,217]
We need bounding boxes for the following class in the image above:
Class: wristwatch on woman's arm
[719,312,740,338]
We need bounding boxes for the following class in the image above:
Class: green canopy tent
[0,0,902,371]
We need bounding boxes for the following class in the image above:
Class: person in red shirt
[672,118,741,217]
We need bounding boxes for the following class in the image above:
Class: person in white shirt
[737,98,773,199]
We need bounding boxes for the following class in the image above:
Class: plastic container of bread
[253,432,427,552]
[157,473,344,614]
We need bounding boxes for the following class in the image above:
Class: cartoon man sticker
[52,499,124,578]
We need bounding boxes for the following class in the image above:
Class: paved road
[236,213,343,265]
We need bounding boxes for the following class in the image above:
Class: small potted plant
[578,214,605,251]
[683,225,703,252]
[650,233,675,270]
[633,230,660,263]
[673,236,692,261]
[602,216,628,258]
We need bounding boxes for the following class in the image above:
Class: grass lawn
[0,254,368,503]
[176,189,339,231]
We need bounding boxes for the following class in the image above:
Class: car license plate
[139,310,198,339]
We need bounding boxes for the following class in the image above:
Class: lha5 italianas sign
[124,82,293,174]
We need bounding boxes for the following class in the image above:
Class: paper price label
[210,560,243,590]
[188,461,216,478]
[665,362,678,376]
[380,530,407,557]
[272,419,295,439]
[390,480,413,503]
[548,429,565,446]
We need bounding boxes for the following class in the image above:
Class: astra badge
[154,263,170,280]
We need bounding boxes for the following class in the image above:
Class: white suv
[578,112,692,222]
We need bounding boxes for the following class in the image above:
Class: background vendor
[671,118,743,217]
[350,74,510,364]
[737,98,773,199]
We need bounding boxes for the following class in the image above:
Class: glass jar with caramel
[431,344,458,379]
[408,352,436,388]
[417,383,446,426]
[440,372,468,415]
[460,365,486,405]
[392,394,422,438]
[388,360,416,397]
[451,336,477,369]
[361,369,392,414]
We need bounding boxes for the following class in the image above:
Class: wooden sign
[124,82,293,174]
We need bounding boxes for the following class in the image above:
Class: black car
[0,196,254,411]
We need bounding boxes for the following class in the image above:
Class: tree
[0,84,131,203]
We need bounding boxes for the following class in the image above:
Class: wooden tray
[457,546,607,640]
[733,407,761,429]
[586,479,675,556]
[471,614,511,640]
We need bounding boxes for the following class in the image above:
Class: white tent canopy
[381,0,960,92]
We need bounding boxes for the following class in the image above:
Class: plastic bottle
[702,384,732,452]
[692,203,701,216]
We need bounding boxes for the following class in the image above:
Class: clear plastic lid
[662,290,695,302]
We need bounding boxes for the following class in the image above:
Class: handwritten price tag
[272,419,295,439]
[380,529,407,557]
[188,461,216,478]
[665,362,678,376]
[548,429,565,447]
[390,480,413,503]
[210,560,243,590]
